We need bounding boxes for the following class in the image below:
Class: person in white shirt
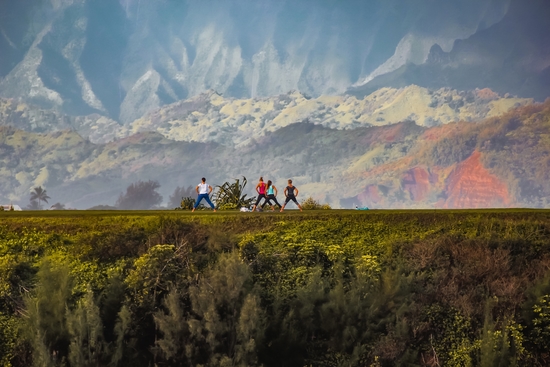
[192,177,216,212]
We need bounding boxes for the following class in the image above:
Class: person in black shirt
[280,179,303,212]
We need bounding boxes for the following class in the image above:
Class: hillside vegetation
[0,86,531,146]
[1,210,550,366]
[124,86,530,146]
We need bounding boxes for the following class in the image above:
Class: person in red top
[252,177,268,212]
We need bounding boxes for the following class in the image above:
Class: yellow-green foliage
[126,244,187,307]
[0,313,19,367]
[531,294,550,350]
[0,211,550,366]
[179,197,195,210]
[301,197,332,210]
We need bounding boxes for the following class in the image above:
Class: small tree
[301,197,332,210]
[116,180,163,210]
[30,186,51,210]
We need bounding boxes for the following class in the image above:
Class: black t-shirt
[286,186,297,197]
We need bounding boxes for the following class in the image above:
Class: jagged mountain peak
[2,0,542,123]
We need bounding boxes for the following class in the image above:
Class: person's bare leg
[280,205,285,212]
[298,204,303,212]
[192,208,195,212]
[251,205,257,212]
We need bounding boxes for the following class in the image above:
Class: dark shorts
[284,196,299,205]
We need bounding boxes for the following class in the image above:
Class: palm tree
[30,186,51,210]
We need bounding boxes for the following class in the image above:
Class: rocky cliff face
[337,101,550,209]
[0,0,527,122]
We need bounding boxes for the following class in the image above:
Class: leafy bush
[178,197,195,210]
[214,176,255,210]
[0,211,550,366]
[301,196,331,210]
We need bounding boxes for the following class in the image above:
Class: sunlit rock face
[0,0,521,122]
[440,151,511,209]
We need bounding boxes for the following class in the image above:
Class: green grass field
[2,209,550,367]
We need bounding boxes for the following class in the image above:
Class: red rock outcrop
[357,184,382,206]
[401,167,438,201]
[441,150,511,208]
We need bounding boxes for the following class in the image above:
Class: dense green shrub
[301,196,332,210]
[0,211,550,366]
[179,197,195,210]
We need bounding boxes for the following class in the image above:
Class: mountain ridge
[1,101,549,209]
[3,0,543,122]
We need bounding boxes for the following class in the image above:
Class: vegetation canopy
[1,210,550,367]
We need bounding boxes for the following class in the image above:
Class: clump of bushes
[301,196,331,210]
[178,197,195,210]
[214,177,255,210]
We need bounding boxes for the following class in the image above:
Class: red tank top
[258,183,266,194]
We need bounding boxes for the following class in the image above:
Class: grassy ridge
[1,210,550,366]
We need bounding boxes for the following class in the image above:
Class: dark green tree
[155,252,266,366]
[116,180,163,210]
[30,186,50,210]
[24,260,72,366]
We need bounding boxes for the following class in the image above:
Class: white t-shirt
[198,183,210,194]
